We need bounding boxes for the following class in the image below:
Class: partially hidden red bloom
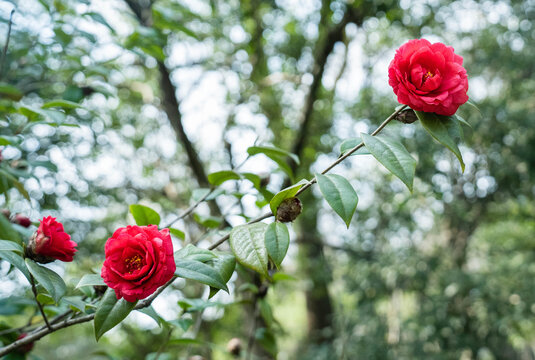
[388,39,469,116]
[28,216,77,263]
[16,333,35,353]
[14,214,31,228]
[101,225,176,302]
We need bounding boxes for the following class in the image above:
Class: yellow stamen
[125,254,143,273]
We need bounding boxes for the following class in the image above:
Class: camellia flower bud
[26,216,77,263]
[16,333,35,354]
[226,337,242,357]
[276,197,302,222]
[13,214,32,228]
[395,109,419,124]
[1,209,10,219]
[93,285,108,297]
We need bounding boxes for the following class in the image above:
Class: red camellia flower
[16,333,35,353]
[28,216,77,263]
[388,39,469,116]
[14,214,31,228]
[101,225,176,302]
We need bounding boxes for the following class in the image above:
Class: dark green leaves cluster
[361,133,417,192]
[94,289,137,341]
[175,244,235,297]
[415,111,467,172]
[316,174,359,228]
[229,221,291,277]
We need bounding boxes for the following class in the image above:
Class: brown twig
[29,274,52,331]
[245,301,259,360]
[0,105,406,356]
[0,9,14,80]
[209,105,407,250]
[0,276,177,357]
[162,155,251,229]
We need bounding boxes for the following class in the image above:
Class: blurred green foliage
[1,0,534,359]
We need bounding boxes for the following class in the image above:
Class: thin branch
[162,189,215,229]
[208,212,272,251]
[0,9,14,80]
[208,105,407,251]
[0,308,37,336]
[294,105,407,197]
[290,7,364,172]
[153,327,173,360]
[245,301,259,360]
[0,275,178,357]
[123,0,224,222]
[162,155,251,229]
[0,105,407,356]
[29,275,52,331]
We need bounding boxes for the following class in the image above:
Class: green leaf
[247,145,300,165]
[169,228,185,241]
[0,240,23,253]
[152,6,199,39]
[124,28,166,61]
[247,145,299,180]
[175,259,228,292]
[145,352,173,360]
[0,250,30,280]
[36,293,55,305]
[361,133,417,192]
[192,213,221,228]
[264,222,290,268]
[42,100,82,109]
[25,259,67,303]
[207,170,241,186]
[84,12,115,33]
[177,298,222,312]
[0,135,18,145]
[0,169,30,200]
[19,105,66,123]
[29,160,58,172]
[208,254,236,298]
[0,83,23,101]
[137,306,162,327]
[241,172,262,189]
[339,137,370,155]
[129,204,161,226]
[94,288,136,341]
[175,244,216,262]
[454,114,471,128]
[76,274,106,289]
[269,179,308,216]
[0,210,21,244]
[415,111,465,172]
[62,296,88,312]
[465,99,481,114]
[272,272,297,283]
[167,318,193,331]
[258,298,274,327]
[315,174,359,228]
[255,327,277,356]
[229,223,269,277]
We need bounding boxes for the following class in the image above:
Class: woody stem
[29,274,52,331]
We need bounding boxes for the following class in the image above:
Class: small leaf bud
[276,197,302,222]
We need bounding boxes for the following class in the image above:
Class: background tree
[0,0,534,359]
